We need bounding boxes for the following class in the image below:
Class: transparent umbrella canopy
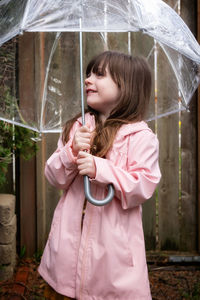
[0,0,200,133]
[0,0,200,205]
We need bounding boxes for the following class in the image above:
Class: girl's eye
[96,70,104,77]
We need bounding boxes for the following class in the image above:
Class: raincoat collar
[117,121,150,138]
[77,113,151,138]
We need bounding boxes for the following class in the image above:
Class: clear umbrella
[1,0,200,132]
[0,0,200,205]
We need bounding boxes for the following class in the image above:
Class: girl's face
[85,67,119,119]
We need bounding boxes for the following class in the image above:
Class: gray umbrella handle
[84,175,114,206]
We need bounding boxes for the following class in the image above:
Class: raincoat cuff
[60,140,77,168]
[91,156,109,185]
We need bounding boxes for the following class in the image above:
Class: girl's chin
[87,104,103,114]
[86,102,99,111]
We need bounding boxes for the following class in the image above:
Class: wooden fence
[1,0,199,256]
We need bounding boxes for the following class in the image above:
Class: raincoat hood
[77,113,151,137]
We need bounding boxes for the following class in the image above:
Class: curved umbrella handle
[84,175,114,206]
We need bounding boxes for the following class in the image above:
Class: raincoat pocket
[48,193,65,241]
[112,224,134,268]
[48,202,62,252]
[48,215,59,240]
[120,226,134,267]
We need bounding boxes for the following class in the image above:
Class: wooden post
[18,33,36,256]
[197,0,200,253]
[35,32,47,250]
[180,0,197,252]
[156,0,180,251]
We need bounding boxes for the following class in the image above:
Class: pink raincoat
[38,113,161,300]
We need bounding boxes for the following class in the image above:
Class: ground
[0,257,200,300]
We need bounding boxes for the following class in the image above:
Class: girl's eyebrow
[97,67,104,73]
[98,66,107,73]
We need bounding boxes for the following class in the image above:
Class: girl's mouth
[86,89,97,94]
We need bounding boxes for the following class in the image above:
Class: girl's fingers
[82,124,91,131]
[79,125,92,136]
[78,142,90,151]
[79,137,91,145]
[77,162,91,172]
[72,132,91,154]
[76,156,91,166]
[72,124,93,156]
[77,156,92,166]
[77,150,90,158]
[78,132,91,139]
[74,135,91,144]
[76,151,96,178]
[77,152,91,161]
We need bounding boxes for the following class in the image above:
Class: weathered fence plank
[18,33,36,256]
[181,106,197,251]
[157,39,180,250]
[35,33,62,249]
[180,0,197,251]
[198,0,200,253]
[34,33,47,251]
[132,32,157,250]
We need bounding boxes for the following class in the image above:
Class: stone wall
[0,194,16,280]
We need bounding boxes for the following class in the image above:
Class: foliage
[33,250,43,263]
[0,84,38,188]
[181,282,200,300]
[19,245,26,259]
[0,119,38,187]
[0,37,39,188]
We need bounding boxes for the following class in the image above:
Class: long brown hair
[62,51,152,157]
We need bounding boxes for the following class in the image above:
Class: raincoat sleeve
[44,121,80,190]
[92,130,161,209]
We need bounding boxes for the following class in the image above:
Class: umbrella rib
[39,32,61,132]
[20,0,31,33]
[0,117,38,132]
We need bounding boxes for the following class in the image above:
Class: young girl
[38,51,161,300]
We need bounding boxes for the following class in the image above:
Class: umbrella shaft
[79,19,85,126]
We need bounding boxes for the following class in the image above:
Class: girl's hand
[72,125,92,156]
[76,151,96,178]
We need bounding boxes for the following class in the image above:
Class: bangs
[86,52,111,77]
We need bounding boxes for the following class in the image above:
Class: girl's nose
[85,73,93,86]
